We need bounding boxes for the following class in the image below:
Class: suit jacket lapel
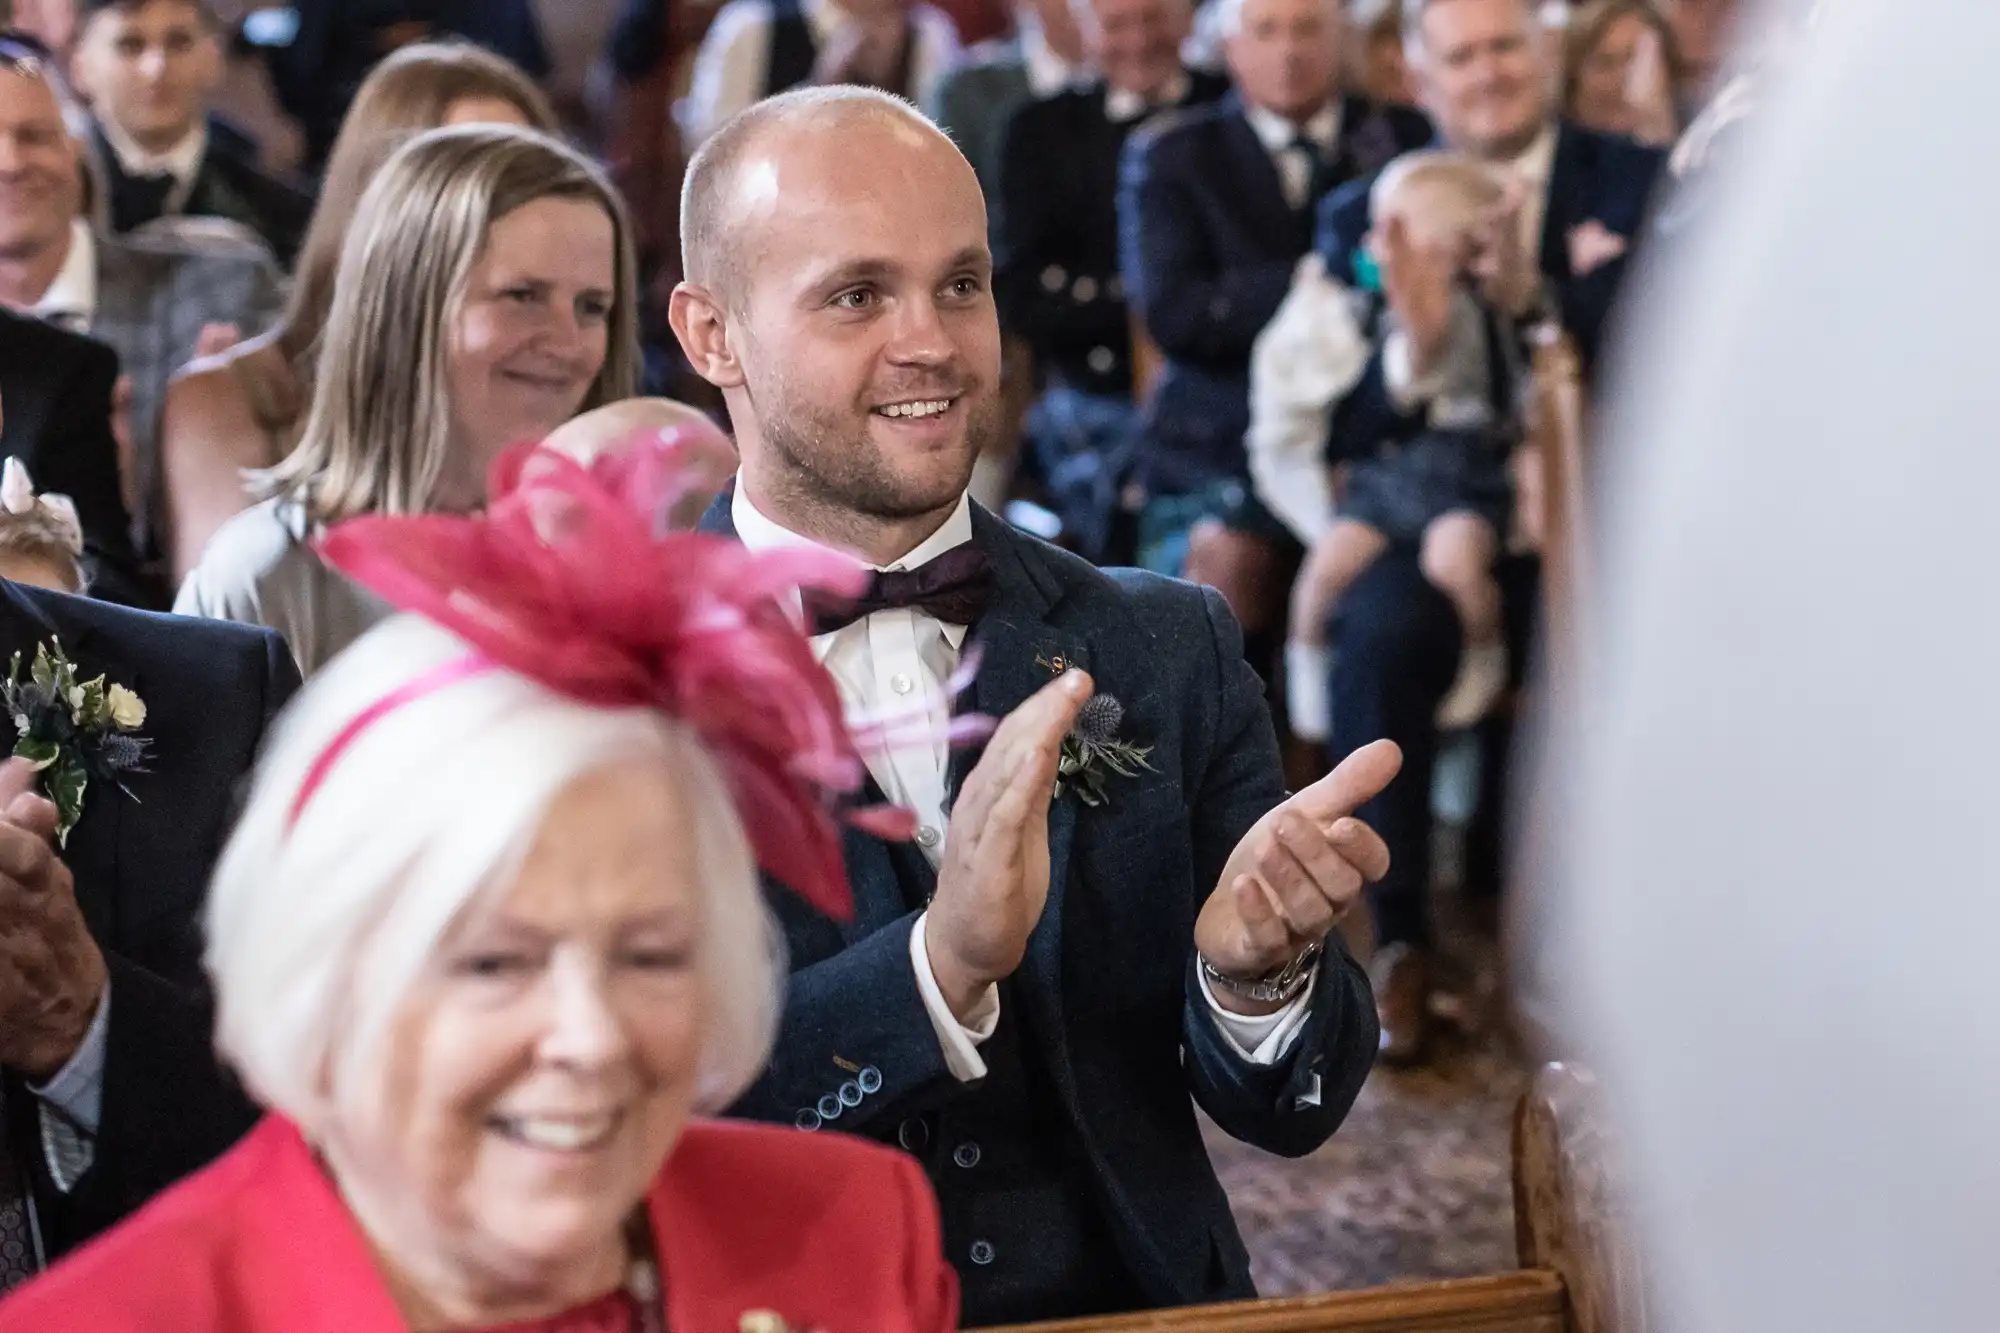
[961,508,1082,1071]
[1219,98,1299,242]
[1539,120,1587,284]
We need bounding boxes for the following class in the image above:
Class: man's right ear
[668,283,747,390]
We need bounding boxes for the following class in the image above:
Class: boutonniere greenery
[2,640,150,846]
[1054,693,1154,808]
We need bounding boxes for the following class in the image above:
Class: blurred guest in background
[268,0,553,173]
[928,0,1088,208]
[1654,0,1734,108]
[0,575,295,1292]
[1560,0,1681,145]
[0,443,959,1332]
[0,308,143,599]
[1349,0,1415,106]
[68,0,313,263]
[159,41,559,583]
[1120,0,1428,634]
[995,0,1225,562]
[0,36,283,591]
[680,0,961,147]
[1312,0,1662,1064]
[176,124,638,675]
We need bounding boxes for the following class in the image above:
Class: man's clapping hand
[923,670,1093,1021]
[1193,740,1402,1015]
[0,756,106,1080]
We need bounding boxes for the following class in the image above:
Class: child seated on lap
[1286,151,1523,740]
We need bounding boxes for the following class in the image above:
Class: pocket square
[1567,220,1629,277]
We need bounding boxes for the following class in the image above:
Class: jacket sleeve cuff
[1196,962,1316,1068]
[910,909,1000,1081]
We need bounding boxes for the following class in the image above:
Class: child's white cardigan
[1245,254,1373,547]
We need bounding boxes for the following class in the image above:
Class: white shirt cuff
[1198,962,1316,1065]
[1382,329,1450,413]
[910,911,1000,1082]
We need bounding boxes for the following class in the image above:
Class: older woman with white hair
[0,439,958,1333]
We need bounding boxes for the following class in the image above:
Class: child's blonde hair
[0,459,85,593]
[1371,151,1511,259]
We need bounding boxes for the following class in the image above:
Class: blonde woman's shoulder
[173,498,313,623]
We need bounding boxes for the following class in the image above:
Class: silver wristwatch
[1199,941,1324,1006]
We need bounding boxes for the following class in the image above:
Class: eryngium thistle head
[95,732,147,772]
[1074,693,1124,745]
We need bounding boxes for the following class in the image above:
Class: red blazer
[0,1115,958,1333]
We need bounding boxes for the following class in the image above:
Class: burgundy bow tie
[805,544,995,636]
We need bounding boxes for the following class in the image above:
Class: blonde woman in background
[159,42,561,585]
[1560,0,1682,145]
[174,124,640,675]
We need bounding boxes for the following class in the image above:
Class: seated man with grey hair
[0,41,283,599]
[673,83,1403,1326]
[1118,0,1429,656]
[994,0,1227,560]
[0,437,963,1328]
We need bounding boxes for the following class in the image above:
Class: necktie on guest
[804,544,995,636]
[108,168,179,234]
[0,1084,38,1292]
[1284,133,1324,212]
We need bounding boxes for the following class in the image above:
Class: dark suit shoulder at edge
[18,584,286,667]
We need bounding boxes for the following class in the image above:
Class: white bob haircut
[206,614,784,1136]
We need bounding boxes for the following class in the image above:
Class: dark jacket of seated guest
[90,119,316,268]
[0,310,147,607]
[994,71,1229,400]
[1314,120,1665,466]
[1119,91,1432,496]
[0,579,296,1275]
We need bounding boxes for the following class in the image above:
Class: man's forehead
[0,72,64,124]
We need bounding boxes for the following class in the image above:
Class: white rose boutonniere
[1,639,151,845]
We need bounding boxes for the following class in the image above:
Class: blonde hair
[1560,0,1685,119]
[207,615,785,1133]
[278,42,561,369]
[1371,149,1509,255]
[261,124,640,524]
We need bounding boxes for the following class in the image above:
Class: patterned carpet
[1204,926,1534,1294]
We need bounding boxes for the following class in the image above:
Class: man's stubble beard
[747,367,1001,524]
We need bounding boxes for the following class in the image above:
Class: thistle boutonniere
[1054,693,1154,808]
[2,639,150,846]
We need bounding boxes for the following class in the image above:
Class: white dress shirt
[731,483,1316,1078]
[1241,99,1344,212]
[679,0,963,146]
[32,220,98,332]
[1019,13,1084,99]
[98,118,206,189]
[1104,71,1191,125]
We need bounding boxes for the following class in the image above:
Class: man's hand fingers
[1258,814,1358,936]
[0,757,39,811]
[1229,874,1295,962]
[0,820,56,886]
[4,791,58,845]
[1292,738,1403,823]
[946,670,1092,863]
[1329,816,1392,883]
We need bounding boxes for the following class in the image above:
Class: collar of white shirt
[1104,70,1191,123]
[1503,121,1560,192]
[98,118,207,187]
[729,483,978,653]
[1019,13,1083,98]
[1241,98,1343,158]
[33,219,98,331]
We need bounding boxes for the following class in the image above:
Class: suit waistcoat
[869,826,1140,1327]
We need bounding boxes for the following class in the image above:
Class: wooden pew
[980,1064,1640,1333]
